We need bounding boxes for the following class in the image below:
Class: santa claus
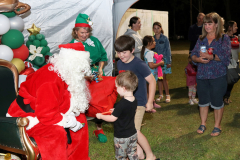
[7,42,91,160]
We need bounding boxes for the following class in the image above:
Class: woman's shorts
[197,75,227,109]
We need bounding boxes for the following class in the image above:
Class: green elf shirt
[70,36,108,75]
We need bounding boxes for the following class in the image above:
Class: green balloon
[0,11,16,18]
[32,40,40,48]
[33,56,45,66]
[26,40,33,48]
[45,46,50,52]
[28,35,36,42]
[45,52,53,56]
[1,29,24,49]
[41,34,45,39]
[40,39,48,47]
[36,34,45,40]
[33,64,40,69]
[41,47,48,55]
[39,62,47,68]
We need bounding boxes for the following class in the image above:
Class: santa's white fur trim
[6,114,39,130]
[55,113,67,127]
[25,116,39,130]
[6,113,11,117]
[49,48,91,116]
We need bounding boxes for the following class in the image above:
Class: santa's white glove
[70,121,84,132]
[64,112,77,128]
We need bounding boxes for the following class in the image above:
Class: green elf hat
[75,13,93,28]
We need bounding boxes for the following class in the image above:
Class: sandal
[146,108,156,113]
[211,127,221,137]
[197,125,206,134]
[165,95,171,103]
[224,98,229,105]
[156,95,163,102]
[153,101,161,108]
[141,156,160,160]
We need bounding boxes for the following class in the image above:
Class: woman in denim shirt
[153,22,172,103]
[191,12,231,137]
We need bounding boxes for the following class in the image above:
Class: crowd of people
[105,12,237,159]
[6,11,239,160]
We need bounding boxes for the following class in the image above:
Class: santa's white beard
[49,48,91,116]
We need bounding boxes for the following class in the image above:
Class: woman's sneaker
[191,98,198,104]
[189,99,194,105]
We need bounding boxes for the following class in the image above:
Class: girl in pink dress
[185,56,198,105]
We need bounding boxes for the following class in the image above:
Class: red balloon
[20,67,35,75]
[12,44,29,61]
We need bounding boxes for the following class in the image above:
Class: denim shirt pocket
[157,41,165,53]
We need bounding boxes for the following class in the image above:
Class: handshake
[64,112,84,132]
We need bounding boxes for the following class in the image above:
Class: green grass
[170,40,190,51]
[88,54,240,160]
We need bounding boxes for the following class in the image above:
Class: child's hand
[98,68,103,76]
[109,108,115,112]
[145,102,153,112]
[160,61,164,66]
[167,64,171,68]
[96,113,102,119]
[84,75,94,81]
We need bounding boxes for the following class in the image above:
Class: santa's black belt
[90,62,99,67]
[16,95,72,144]
[16,95,35,113]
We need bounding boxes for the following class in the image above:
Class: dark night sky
[131,0,240,39]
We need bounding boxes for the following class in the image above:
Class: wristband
[212,54,215,60]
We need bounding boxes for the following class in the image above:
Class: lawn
[170,40,190,51]
[88,54,240,160]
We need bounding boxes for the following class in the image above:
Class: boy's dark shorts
[197,75,227,109]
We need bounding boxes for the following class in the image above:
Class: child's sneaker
[192,98,198,104]
[189,99,194,105]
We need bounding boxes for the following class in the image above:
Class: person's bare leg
[137,143,144,159]
[137,130,156,160]
[96,123,102,130]
[211,107,224,136]
[157,80,163,96]
[162,74,169,95]
[197,106,209,133]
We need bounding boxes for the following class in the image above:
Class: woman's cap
[75,13,93,28]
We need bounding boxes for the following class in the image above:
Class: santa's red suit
[7,43,91,160]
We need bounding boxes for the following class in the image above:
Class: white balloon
[0,14,10,35]
[9,15,25,32]
[0,45,13,61]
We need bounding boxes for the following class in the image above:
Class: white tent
[19,0,138,75]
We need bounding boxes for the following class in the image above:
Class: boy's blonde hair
[116,71,138,92]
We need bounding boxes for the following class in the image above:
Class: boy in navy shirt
[114,35,159,160]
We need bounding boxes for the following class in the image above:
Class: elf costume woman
[70,13,117,143]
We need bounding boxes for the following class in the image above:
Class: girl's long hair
[141,35,154,60]
[224,20,236,33]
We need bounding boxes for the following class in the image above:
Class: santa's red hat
[59,42,85,51]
